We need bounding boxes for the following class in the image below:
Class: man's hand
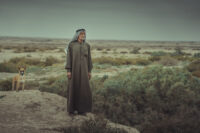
[88,72,91,80]
[67,72,72,79]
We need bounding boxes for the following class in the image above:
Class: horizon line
[0,35,199,43]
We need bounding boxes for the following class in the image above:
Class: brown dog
[12,66,26,91]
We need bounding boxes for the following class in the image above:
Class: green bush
[150,51,168,56]
[0,78,12,91]
[129,47,141,54]
[0,62,18,72]
[93,57,151,66]
[170,46,185,56]
[39,75,68,97]
[0,56,61,73]
[44,56,61,66]
[157,56,179,66]
[92,65,200,133]
[148,56,161,62]
[135,58,151,66]
[170,55,195,62]
[194,52,200,58]
[186,59,200,78]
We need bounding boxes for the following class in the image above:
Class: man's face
[78,31,86,41]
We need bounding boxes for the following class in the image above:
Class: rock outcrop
[0,90,139,133]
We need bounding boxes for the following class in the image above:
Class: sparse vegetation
[0,78,12,91]
[148,56,161,62]
[0,56,61,73]
[120,51,128,54]
[0,62,18,72]
[39,75,68,97]
[157,56,179,66]
[170,46,185,56]
[96,47,104,51]
[150,51,168,56]
[1,38,200,133]
[93,57,151,66]
[194,52,200,58]
[186,59,200,78]
[129,47,141,54]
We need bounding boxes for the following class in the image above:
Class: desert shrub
[13,46,58,53]
[102,51,108,54]
[93,57,133,65]
[92,65,200,133]
[0,78,12,91]
[157,56,179,66]
[97,47,103,51]
[143,51,152,55]
[130,47,141,54]
[194,52,200,58]
[170,46,185,56]
[186,59,200,78]
[26,66,42,73]
[135,58,151,66]
[93,57,151,66]
[170,55,194,62]
[14,46,37,53]
[44,56,61,66]
[62,115,128,133]
[120,51,128,54]
[26,54,32,57]
[150,51,168,56]
[9,57,43,66]
[25,80,40,90]
[148,56,161,62]
[0,57,61,72]
[39,74,68,97]
[3,46,13,49]
[106,48,111,51]
[0,62,18,72]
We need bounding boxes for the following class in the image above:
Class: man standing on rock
[65,28,93,115]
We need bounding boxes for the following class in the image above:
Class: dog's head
[18,66,26,76]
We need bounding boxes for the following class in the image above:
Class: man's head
[76,28,86,43]
[65,28,86,54]
[78,31,86,42]
[71,28,86,43]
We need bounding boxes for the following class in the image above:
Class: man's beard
[82,36,86,41]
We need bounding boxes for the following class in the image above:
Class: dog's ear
[24,66,26,70]
[18,66,21,70]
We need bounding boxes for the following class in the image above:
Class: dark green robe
[65,40,93,113]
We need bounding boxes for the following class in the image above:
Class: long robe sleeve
[65,44,72,72]
[88,45,93,73]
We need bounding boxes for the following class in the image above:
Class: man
[65,28,93,116]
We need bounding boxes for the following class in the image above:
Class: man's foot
[68,111,75,116]
[78,111,86,116]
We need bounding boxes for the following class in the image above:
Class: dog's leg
[12,78,15,91]
[22,82,25,91]
[16,81,20,92]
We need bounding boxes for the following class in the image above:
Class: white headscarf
[64,29,86,54]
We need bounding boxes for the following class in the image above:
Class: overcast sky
[0,0,200,41]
